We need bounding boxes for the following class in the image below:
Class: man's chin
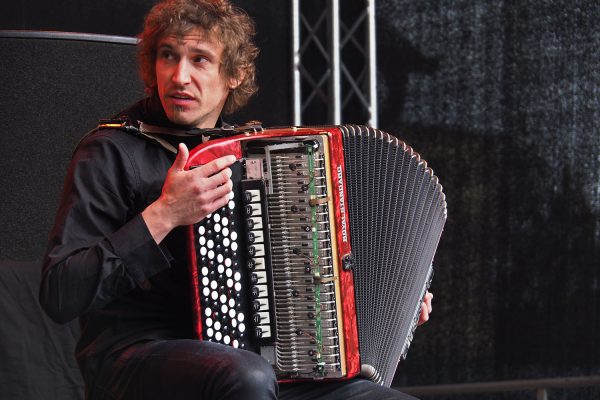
[166,111,197,127]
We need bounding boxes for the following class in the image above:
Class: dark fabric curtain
[0,261,83,400]
[375,2,600,399]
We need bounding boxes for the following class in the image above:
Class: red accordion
[185,125,446,386]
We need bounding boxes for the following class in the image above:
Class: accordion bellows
[186,125,447,387]
[340,125,446,385]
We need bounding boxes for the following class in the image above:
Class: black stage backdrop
[0,1,599,400]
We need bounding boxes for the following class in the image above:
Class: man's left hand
[417,291,433,326]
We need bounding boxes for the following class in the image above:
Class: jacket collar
[119,90,228,132]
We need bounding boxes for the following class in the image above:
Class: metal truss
[292,0,378,127]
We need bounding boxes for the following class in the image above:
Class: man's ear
[228,70,245,90]
[228,78,241,90]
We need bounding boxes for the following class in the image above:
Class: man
[40,0,432,399]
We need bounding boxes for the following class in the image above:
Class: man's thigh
[279,378,419,400]
[92,339,277,400]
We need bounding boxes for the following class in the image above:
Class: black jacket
[40,94,207,388]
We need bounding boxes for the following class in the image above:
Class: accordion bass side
[185,125,447,386]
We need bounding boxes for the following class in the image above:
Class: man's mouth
[169,92,196,106]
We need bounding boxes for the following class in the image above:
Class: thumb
[171,143,189,171]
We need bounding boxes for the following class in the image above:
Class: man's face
[155,28,235,129]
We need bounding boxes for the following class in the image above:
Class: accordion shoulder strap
[94,118,264,154]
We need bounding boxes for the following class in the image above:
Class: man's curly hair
[138,0,259,114]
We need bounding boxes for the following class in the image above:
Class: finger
[196,155,237,177]
[213,191,232,210]
[417,303,429,326]
[202,190,232,217]
[201,179,233,205]
[425,292,433,313]
[171,143,190,172]
[204,167,233,188]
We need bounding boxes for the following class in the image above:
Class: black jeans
[91,339,418,400]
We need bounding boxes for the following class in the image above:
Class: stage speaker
[0,31,145,262]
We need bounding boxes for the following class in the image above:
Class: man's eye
[193,56,207,63]
[159,50,174,60]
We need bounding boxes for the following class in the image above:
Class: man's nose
[172,59,191,85]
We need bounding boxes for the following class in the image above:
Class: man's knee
[220,350,277,399]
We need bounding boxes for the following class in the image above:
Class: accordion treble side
[185,125,447,387]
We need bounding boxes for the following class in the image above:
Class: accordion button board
[191,135,349,380]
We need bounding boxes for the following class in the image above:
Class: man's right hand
[142,143,236,244]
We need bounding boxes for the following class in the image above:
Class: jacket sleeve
[39,132,172,324]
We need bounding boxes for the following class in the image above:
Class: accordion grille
[340,125,447,387]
